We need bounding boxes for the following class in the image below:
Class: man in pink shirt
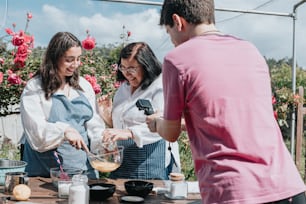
[146,0,306,203]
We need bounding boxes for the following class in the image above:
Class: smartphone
[136,99,154,115]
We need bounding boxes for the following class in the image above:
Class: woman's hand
[102,128,133,142]
[97,95,113,127]
[64,127,89,153]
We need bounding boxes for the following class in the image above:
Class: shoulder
[79,76,93,91]
[23,76,42,92]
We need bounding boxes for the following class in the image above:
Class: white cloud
[2,0,305,67]
[39,6,169,61]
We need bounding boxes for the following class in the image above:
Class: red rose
[12,34,24,46]
[0,58,4,65]
[27,12,32,19]
[16,44,29,58]
[8,73,22,85]
[82,36,96,50]
[5,28,14,35]
[14,56,26,68]
[273,111,278,120]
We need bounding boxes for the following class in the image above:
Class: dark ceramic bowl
[89,183,116,201]
[124,180,154,198]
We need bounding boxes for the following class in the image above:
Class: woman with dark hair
[99,42,181,180]
[20,32,105,178]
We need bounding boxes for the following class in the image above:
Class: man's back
[162,34,306,203]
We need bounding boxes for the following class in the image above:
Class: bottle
[68,175,89,204]
[169,173,188,199]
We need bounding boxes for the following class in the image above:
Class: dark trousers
[265,192,306,204]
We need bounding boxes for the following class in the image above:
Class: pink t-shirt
[163,34,305,204]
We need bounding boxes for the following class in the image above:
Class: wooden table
[0,177,202,204]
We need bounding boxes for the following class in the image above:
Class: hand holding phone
[136,99,154,115]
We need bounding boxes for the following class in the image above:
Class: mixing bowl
[0,159,27,185]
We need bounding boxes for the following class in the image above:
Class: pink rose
[8,73,22,85]
[0,72,3,84]
[113,81,121,89]
[272,96,276,105]
[28,72,34,79]
[0,58,4,65]
[84,74,95,85]
[93,84,101,94]
[84,75,101,94]
[82,36,96,50]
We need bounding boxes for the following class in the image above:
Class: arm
[79,77,105,150]
[147,58,184,142]
[20,78,69,152]
[97,95,113,127]
[147,116,181,142]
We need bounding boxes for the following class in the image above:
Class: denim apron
[23,91,97,179]
[110,139,167,180]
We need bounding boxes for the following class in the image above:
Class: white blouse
[112,75,181,169]
[20,76,105,152]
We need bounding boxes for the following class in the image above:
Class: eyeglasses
[118,64,140,74]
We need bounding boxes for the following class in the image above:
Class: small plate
[164,192,186,200]
[121,196,144,203]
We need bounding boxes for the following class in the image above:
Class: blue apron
[110,139,168,180]
[23,91,97,179]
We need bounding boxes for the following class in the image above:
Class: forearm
[155,117,181,142]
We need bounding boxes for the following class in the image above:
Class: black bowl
[124,180,154,198]
[89,183,116,201]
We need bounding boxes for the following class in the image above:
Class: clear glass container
[68,175,89,204]
[168,173,188,199]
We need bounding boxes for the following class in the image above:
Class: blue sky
[1,0,306,67]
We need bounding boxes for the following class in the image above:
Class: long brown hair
[34,32,83,99]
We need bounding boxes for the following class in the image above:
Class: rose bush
[0,14,125,116]
[269,58,306,139]
[0,12,39,116]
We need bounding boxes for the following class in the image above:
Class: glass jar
[169,174,188,199]
[68,175,89,204]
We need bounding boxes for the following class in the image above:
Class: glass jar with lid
[68,174,89,204]
[169,173,188,199]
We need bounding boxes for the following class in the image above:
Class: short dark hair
[160,0,215,27]
[117,42,162,90]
